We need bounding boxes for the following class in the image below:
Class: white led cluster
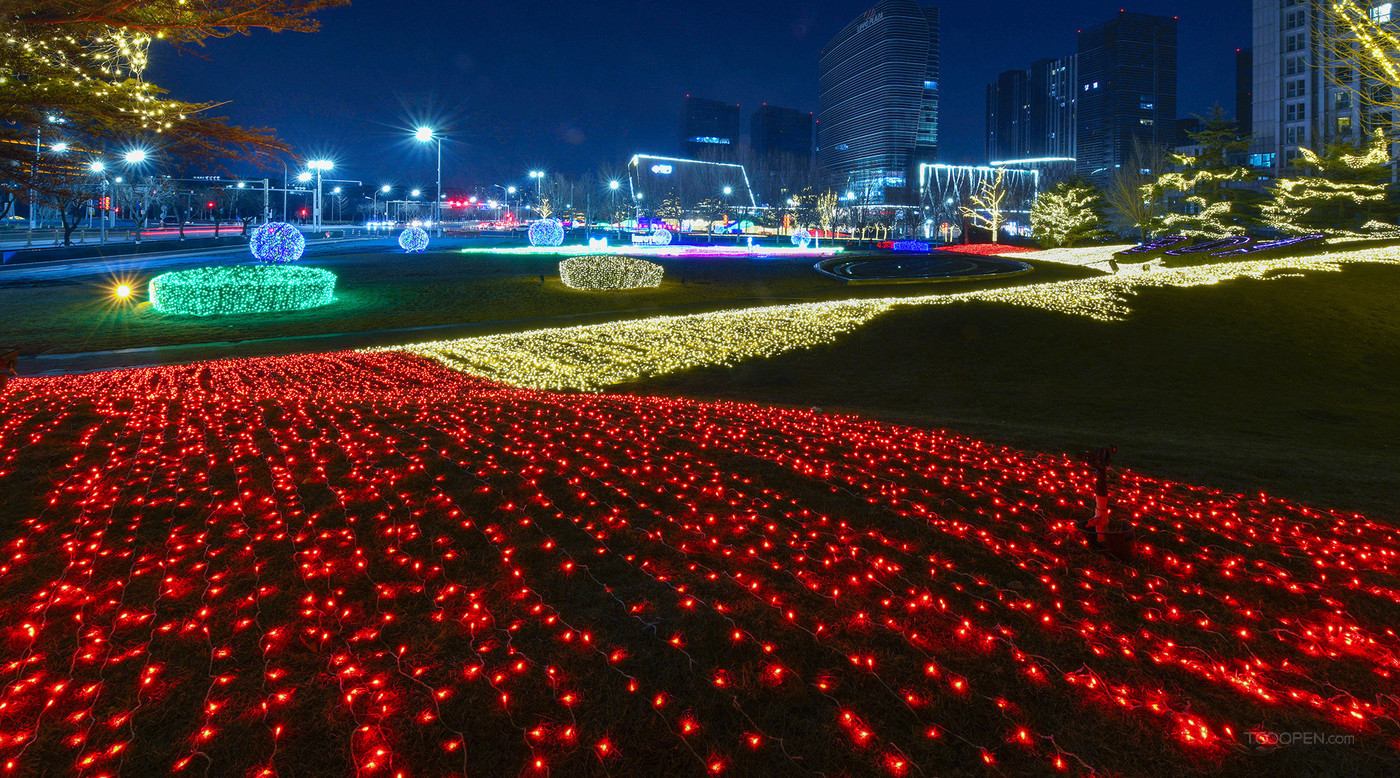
[559,256,664,290]
[372,246,1400,391]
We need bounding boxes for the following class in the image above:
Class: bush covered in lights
[528,218,565,247]
[398,226,430,253]
[149,265,337,316]
[558,255,664,290]
[248,222,306,264]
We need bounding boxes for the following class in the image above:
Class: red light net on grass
[0,353,1396,775]
[937,244,1041,255]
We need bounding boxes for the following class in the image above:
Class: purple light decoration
[893,240,931,253]
[459,245,843,259]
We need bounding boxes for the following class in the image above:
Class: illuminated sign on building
[651,164,674,175]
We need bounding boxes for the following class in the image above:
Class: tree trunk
[61,207,77,246]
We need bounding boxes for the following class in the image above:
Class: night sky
[158,1,1250,191]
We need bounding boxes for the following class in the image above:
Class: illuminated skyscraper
[818,1,940,205]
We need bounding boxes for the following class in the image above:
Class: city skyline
[158,1,1250,188]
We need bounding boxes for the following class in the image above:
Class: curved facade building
[818,1,940,205]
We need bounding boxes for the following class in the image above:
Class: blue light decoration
[398,226,430,253]
[1118,235,1188,256]
[1164,237,1252,256]
[249,222,306,264]
[1123,234,1327,261]
[650,227,673,247]
[528,218,565,247]
[892,240,931,253]
[1209,234,1325,258]
[791,229,813,248]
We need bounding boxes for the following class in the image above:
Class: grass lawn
[0,246,1097,356]
[0,353,1395,776]
[622,261,1400,520]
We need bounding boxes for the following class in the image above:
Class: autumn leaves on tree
[1,0,347,203]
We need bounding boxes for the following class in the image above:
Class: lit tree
[1147,107,1257,238]
[1,0,347,201]
[1319,0,1400,118]
[1262,138,1397,236]
[1031,176,1108,248]
[816,190,838,236]
[959,168,1009,243]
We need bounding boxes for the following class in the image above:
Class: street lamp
[307,160,332,229]
[115,149,152,241]
[30,115,67,229]
[374,185,391,226]
[529,170,544,205]
[414,127,443,236]
[88,161,109,244]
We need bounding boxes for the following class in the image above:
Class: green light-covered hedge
[149,265,337,316]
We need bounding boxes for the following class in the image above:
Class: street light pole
[307,160,332,230]
[415,128,444,237]
[435,137,442,237]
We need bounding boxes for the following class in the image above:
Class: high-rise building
[1250,1,1395,176]
[987,56,1077,164]
[680,96,741,160]
[986,70,1030,162]
[1235,48,1253,138]
[751,105,814,159]
[1075,11,1178,183]
[1028,56,1078,159]
[818,1,940,205]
